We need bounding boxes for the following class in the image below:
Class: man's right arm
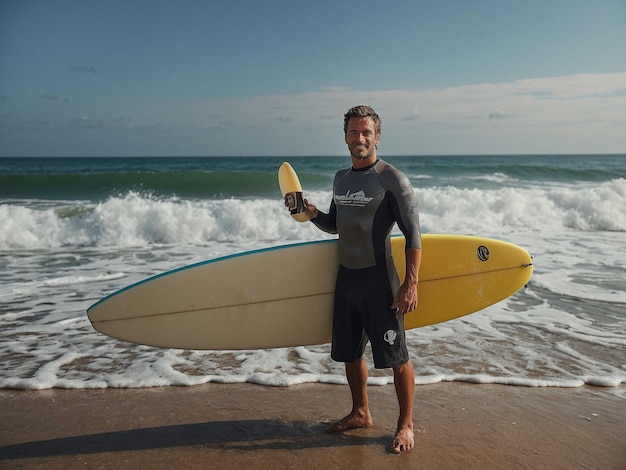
[309,199,338,234]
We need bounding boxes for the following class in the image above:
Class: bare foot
[325,411,373,433]
[391,423,414,454]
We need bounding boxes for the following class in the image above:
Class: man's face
[344,117,380,161]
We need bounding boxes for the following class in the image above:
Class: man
[297,105,422,454]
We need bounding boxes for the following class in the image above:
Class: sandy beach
[1,383,624,469]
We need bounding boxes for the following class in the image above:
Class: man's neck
[351,153,377,170]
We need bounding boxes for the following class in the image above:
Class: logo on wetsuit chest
[334,190,374,208]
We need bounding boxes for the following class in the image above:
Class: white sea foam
[1,228,624,391]
[1,179,625,251]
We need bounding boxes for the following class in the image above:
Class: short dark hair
[343,105,381,135]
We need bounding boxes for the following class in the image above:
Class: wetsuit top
[312,159,421,271]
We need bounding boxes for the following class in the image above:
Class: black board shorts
[331,264,409,369]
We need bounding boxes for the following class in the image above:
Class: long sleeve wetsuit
[310,159,422,368]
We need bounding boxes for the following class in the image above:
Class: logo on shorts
[384,330,397,346]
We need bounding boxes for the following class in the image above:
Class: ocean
[1,155,625,394]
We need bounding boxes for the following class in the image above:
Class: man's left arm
[384,166,422,316]
[392,247,421,316]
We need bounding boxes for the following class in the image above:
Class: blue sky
[1,0,625,156]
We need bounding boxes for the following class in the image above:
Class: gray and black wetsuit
[312,159,421,368]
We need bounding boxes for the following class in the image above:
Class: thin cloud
[488,109,505,119]
[205,114,232,130]
[41,94,70,104]
[402,110,422,121]
[71,66,100,75]
[322,86,352,93]
[68,115,140,130]
[69,116,107,129]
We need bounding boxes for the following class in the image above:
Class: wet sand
[1,383,624,469]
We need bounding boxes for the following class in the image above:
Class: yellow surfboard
[278,162,310,222]
[87,235,532,349]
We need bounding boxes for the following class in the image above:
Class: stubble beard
[350,145,375,161]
